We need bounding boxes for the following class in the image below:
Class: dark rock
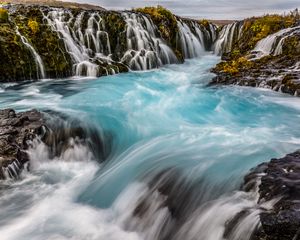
[210,27,300,97]
[0,108,46,179]
[243,151,300,240]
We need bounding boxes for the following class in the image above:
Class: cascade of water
[214,22,243,55]
[177,20,205,58]
[121,12,178,71]
[43,9,114,77]
[111,167,278,240]
[1,160,22,180]
[192,22,206,47]
[253,25,300,59]
[209,24,217,43]
[193,22,217,51]
[15,27,46,79]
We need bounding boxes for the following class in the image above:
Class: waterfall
[43,9,114,77]
[1,160,22,180]
[176,20,205,58]
[253,25,300,59]
[15,27,46,79]
[5,5,220,79]
[214,22,243,55]
[209,24,217,43]
[121,12,178,71]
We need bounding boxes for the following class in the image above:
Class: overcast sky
[70,0,300,20]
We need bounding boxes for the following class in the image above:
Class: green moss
[215,57,255,75]
[101,12,127,60]
[135,6,183,60]
[135,6,178,41]
[282,35,300,55]
[28,19,39,34]
[235,13,298,54]
[0,8,9,23]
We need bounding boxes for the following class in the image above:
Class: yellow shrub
[240,13,298,52]
[218,57,254,75]
[199,19,209,28]
[28,19,39,34]
[0,7,8,22]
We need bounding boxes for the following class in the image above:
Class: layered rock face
[211,12,300,96]
[0,4,216,82]
[0,109,45,179]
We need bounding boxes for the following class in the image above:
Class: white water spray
[121,12,178,70]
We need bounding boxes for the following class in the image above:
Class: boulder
[243,151,300,240]
[0,108,45,179]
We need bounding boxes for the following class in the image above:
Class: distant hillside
[0,0,106,10]
[209,20,235,26]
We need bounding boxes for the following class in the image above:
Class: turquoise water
[1,54,300,239]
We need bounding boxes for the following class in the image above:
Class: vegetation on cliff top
[239,11,299,51]
[215,9,300,76]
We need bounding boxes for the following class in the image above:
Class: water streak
[15,27,45,79]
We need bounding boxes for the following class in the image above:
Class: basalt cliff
[0,3,216,81]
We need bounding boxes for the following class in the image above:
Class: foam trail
[1,55,300,239]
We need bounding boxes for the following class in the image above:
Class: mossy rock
[282,35,300,55]
[0,8,9,23]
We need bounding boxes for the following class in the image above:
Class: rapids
[1,54,300,239]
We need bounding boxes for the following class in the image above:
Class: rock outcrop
[0,109,45,179]
[211,11,300,97]
[238,151,300,240]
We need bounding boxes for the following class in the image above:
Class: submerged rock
[0,108,45,179]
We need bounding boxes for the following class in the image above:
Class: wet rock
[211,54,300,97]
[243,151,300,240]
[211,25,300,97]
[0,108,45,179]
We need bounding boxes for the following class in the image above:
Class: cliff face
[0,5,73,81]
[0,4,217,82]
[211,11,300,96]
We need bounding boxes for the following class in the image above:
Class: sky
[69,0,300,20]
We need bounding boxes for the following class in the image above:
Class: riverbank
[211,11,300,96]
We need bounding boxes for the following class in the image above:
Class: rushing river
[1,54,300,240]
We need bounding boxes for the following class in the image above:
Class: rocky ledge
[211,11,300,97]
[211,54,300,97]
[0,108,45,179]
[243,151,300,240]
